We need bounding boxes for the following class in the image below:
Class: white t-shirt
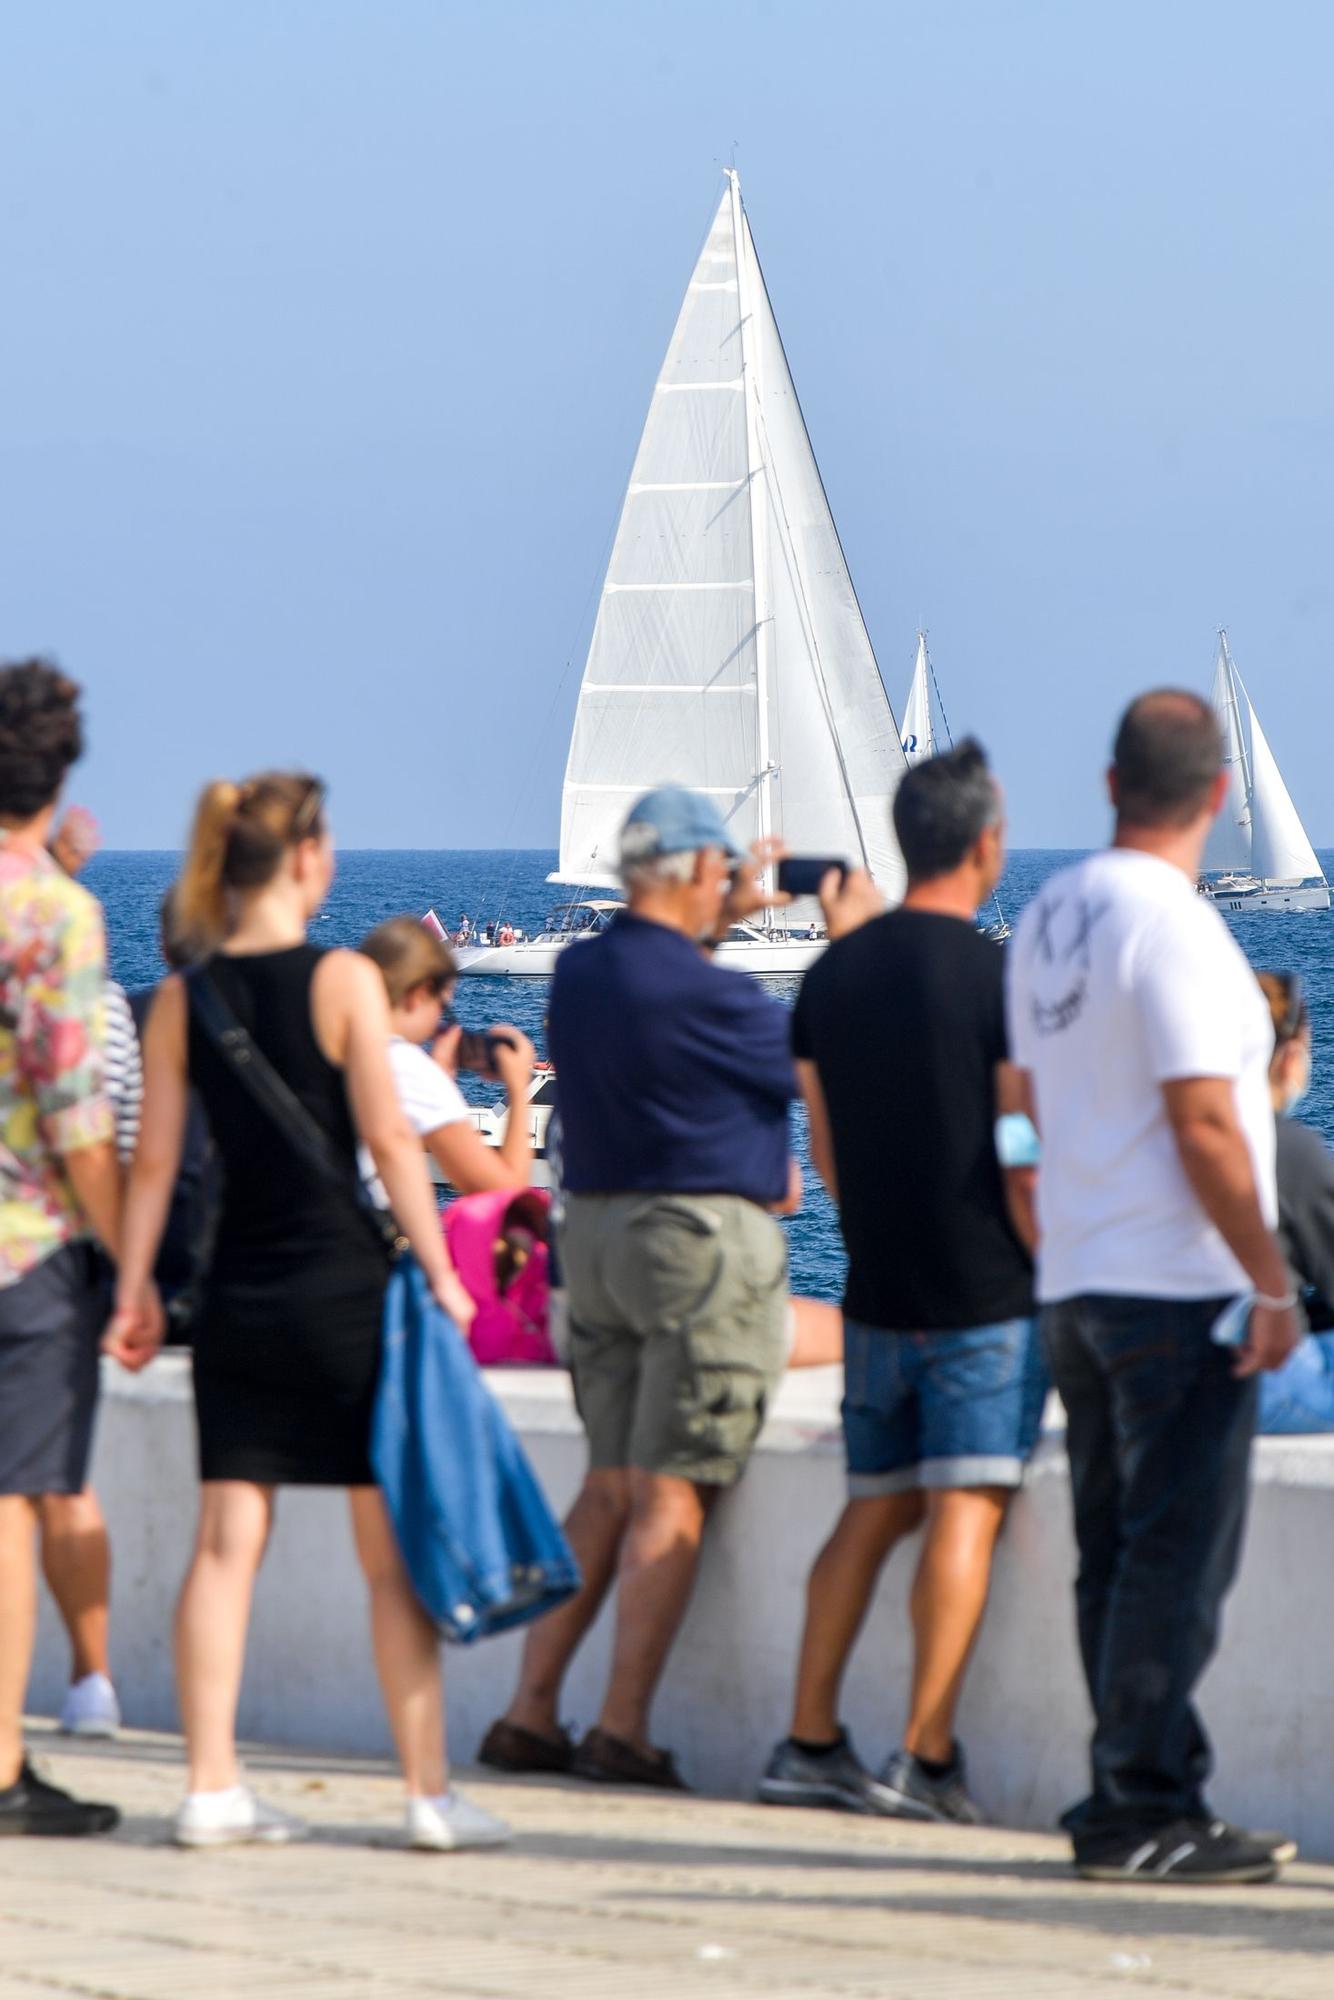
[1007,848,1276,1303]
[359,1037,469,1207]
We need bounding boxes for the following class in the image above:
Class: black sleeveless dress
[187,945,388,1485]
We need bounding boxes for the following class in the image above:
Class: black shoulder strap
[186,966,403,1262]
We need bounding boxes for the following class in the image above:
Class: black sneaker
[0,1759,120,1837]
[1076,1818,1280,1884]
[1198,1817,1297,1867]
[758,1732,905,1816]
[877,1746,987,1826]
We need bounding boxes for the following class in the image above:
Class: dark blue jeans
[1042,1294,1257,1845]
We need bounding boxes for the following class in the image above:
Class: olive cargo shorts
[561,1192,790,1486]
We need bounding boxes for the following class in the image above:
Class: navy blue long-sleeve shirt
[549,912,795,1205]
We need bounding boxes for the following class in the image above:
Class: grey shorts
[561,1192,789,1486]
[0,1242,106,1497]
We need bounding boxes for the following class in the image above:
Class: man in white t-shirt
[1008,689,1298,1887]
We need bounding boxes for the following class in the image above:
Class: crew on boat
[497,922,516,947]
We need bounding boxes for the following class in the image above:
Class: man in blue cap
[480,786,798,1788]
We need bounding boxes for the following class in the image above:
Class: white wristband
[1253,1290,1298,1311]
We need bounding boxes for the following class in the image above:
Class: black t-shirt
[792,909,1034,1331]
[1276,1115,1334,1330]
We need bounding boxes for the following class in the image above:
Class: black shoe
[1076,1818,1280,1885]
[758,1731,906,1816]
[478,1719,575,1775]
[877,1746,987,1826]
[570,1727,691,1791]
[1197,1816,1297,1867]
[0,1759,119,1838]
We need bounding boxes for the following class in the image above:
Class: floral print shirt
[0,841,113,1288]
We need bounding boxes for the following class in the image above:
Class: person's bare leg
[349,1488,446,1797]
[902,1486,1010,1764]
[174,1481,274,1794]
[503,1467,632,1740]
[789,1493,926,1743]
[596,1471,713,1752]
[0,1496,39,1787]
[37,1489,111,1682]
[787,1299,844,1370]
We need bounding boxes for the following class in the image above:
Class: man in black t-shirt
[759,739,1042,1828]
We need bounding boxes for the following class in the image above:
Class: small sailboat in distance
[1200,630,1329,914]
[456,170,908,978]
[900,632,937,767]
[900,632,1011,942]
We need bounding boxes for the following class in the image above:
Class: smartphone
[776,856,848,898]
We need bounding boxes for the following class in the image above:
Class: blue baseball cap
[619,785,747,867]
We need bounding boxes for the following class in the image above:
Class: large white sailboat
[1201,631,1329,915]
[456,172,908,979]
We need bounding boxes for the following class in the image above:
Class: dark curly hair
[0,658,85,819]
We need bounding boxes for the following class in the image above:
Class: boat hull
[454,940,576,977]
[456,935,829,978]
[1202,880,1330,914]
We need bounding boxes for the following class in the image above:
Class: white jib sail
[1203,633,1323,885]
[900,634,935,767]
[553,174,907,898]
[1248,700,1323,884]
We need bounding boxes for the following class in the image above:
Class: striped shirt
[104,981,143,1165]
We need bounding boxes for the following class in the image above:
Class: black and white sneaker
[1076,1818,1281,1885]
[0,1759,119,1838]
[877,1747,987,1826]
[1198,1817,1297,1867]
[758,1732,906,1816]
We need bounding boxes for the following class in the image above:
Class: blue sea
[87,848,1334,1303]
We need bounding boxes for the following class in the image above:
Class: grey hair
[618,848,699,894]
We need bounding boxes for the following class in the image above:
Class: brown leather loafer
[477,1719,575,1775]
[570,1727,692,1791]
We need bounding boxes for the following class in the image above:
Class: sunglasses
[1267,972,1307,1044]
[291,777,327,840]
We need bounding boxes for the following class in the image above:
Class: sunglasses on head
[1270,972,1307,1044]
[291,777,327,840]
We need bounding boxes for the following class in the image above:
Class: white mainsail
[553,172,907,898]
[900,633,936,767]
[1202,632,1324,886]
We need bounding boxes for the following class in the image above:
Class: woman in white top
[358,920,534,1193]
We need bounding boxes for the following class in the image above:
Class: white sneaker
[405,1789,512,1852]
[174,1784,308,1849]
[59,1672,121,1739]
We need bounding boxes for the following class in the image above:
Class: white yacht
[453,170,907,979]
[454,902,618,978]
[1201,631,1329,914]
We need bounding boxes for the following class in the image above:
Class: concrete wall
[29,1358,1334,1856]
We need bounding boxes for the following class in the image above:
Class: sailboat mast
[728,168,774,874]
[1219,629,1255,815]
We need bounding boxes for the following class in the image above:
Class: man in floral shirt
[0,659,144,1836]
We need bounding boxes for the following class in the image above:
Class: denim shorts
[841,1317,1047,1496]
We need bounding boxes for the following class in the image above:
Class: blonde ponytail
[173,770,327,956]
[176,779,241,954]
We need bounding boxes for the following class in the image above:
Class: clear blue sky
[3,0,1331,849]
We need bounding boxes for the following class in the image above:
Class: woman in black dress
[112,773,507,1852]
